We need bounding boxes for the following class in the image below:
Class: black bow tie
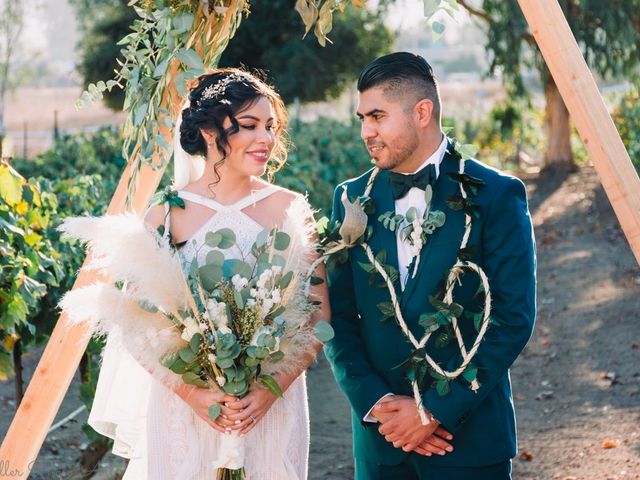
[388,164,436,200]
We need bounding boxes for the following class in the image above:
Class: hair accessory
[196,73,251,107]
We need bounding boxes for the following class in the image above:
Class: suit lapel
[400,143,465,309]
[365,169,401,293]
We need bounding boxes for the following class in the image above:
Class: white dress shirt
[395,135,447,290]
[363,134,447,422]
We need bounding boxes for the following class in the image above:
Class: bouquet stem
[216,467,245,480]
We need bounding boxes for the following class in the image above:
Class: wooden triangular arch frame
[2,0,639,475]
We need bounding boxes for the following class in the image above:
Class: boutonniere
[378,185,446,278]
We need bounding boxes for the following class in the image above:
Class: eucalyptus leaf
[206,250,225,266]
[175,48,205,71]
[172,12,193,33]
[208,403,221,421]
[462,364,478,383]
[244,356,260,367]
[424,185,433,206]
[133,102,148,126]
[269,351,285,363]
[217,228,236,249]
[315,320,335,342]
[163,355,187,374]
[137,299,158,313]
[377,302,396,321]
[280,271,294,289]
[255,229,269,248]
[182,372,208,388]
[223,380,249,397]
[436,378,450,396]
[418,314,439,334]
[199,264,223,291]
[258,374,283,397]
[205,231,222,248]
[406,207,418,222]
[217,356,234,369]
[233,289,244,309]
[223,259,252,279]
[271,254,286,268]
[178,347,196,364]
[189,333,202,353]
[274,232,291,250]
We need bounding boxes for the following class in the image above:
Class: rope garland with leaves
[318,140,492,425]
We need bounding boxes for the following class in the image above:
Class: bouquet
[59,198,331,480]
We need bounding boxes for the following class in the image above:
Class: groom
[324,52,536,479]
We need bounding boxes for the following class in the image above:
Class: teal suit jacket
[324,145,536,467]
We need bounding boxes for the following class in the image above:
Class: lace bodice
[175,187,280,268]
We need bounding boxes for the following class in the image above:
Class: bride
[87,68,330,479]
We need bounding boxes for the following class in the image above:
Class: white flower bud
[180,316,200,342]
[271,288,281,304]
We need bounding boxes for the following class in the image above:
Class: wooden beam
[0,2,251,471]
[0,127,170,478]
[1,24,186,480]
[516,0,640,265]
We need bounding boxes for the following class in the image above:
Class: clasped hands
[371,395,454,457]
[177,381,280,436]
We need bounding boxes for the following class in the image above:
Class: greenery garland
[319,139,493,425]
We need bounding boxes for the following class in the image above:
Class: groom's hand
[375,396,453,454]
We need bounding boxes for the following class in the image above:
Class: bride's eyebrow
[236,115,274,122]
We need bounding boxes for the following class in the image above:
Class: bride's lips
[246,149,269,163]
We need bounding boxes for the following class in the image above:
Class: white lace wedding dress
[88,185,310,479]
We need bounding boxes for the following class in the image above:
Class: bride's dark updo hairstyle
[179,68,288,182]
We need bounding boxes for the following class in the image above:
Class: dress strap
[233,185,282,210]
[177,185,282,211]
[177,190,223,211]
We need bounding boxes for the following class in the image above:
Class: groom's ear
[414,98,435,128]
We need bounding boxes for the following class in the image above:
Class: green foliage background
[613,90,640,172]
[72,0,393,110]
[219,0,393,104]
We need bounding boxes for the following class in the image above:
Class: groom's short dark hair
[357,52,441,122]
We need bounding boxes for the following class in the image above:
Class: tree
[71,0,137,110]
[458,0,640,171]
[0,0,25,158]
[73,0,393,109]
[219,0,393,103]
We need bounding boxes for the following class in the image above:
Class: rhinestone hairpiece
[196,73,251,107]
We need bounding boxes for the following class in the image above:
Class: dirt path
[1,165,639,479]
[510,166,640,480]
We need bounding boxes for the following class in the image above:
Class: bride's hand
[175,383,238,434]
[223,384,281,435]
